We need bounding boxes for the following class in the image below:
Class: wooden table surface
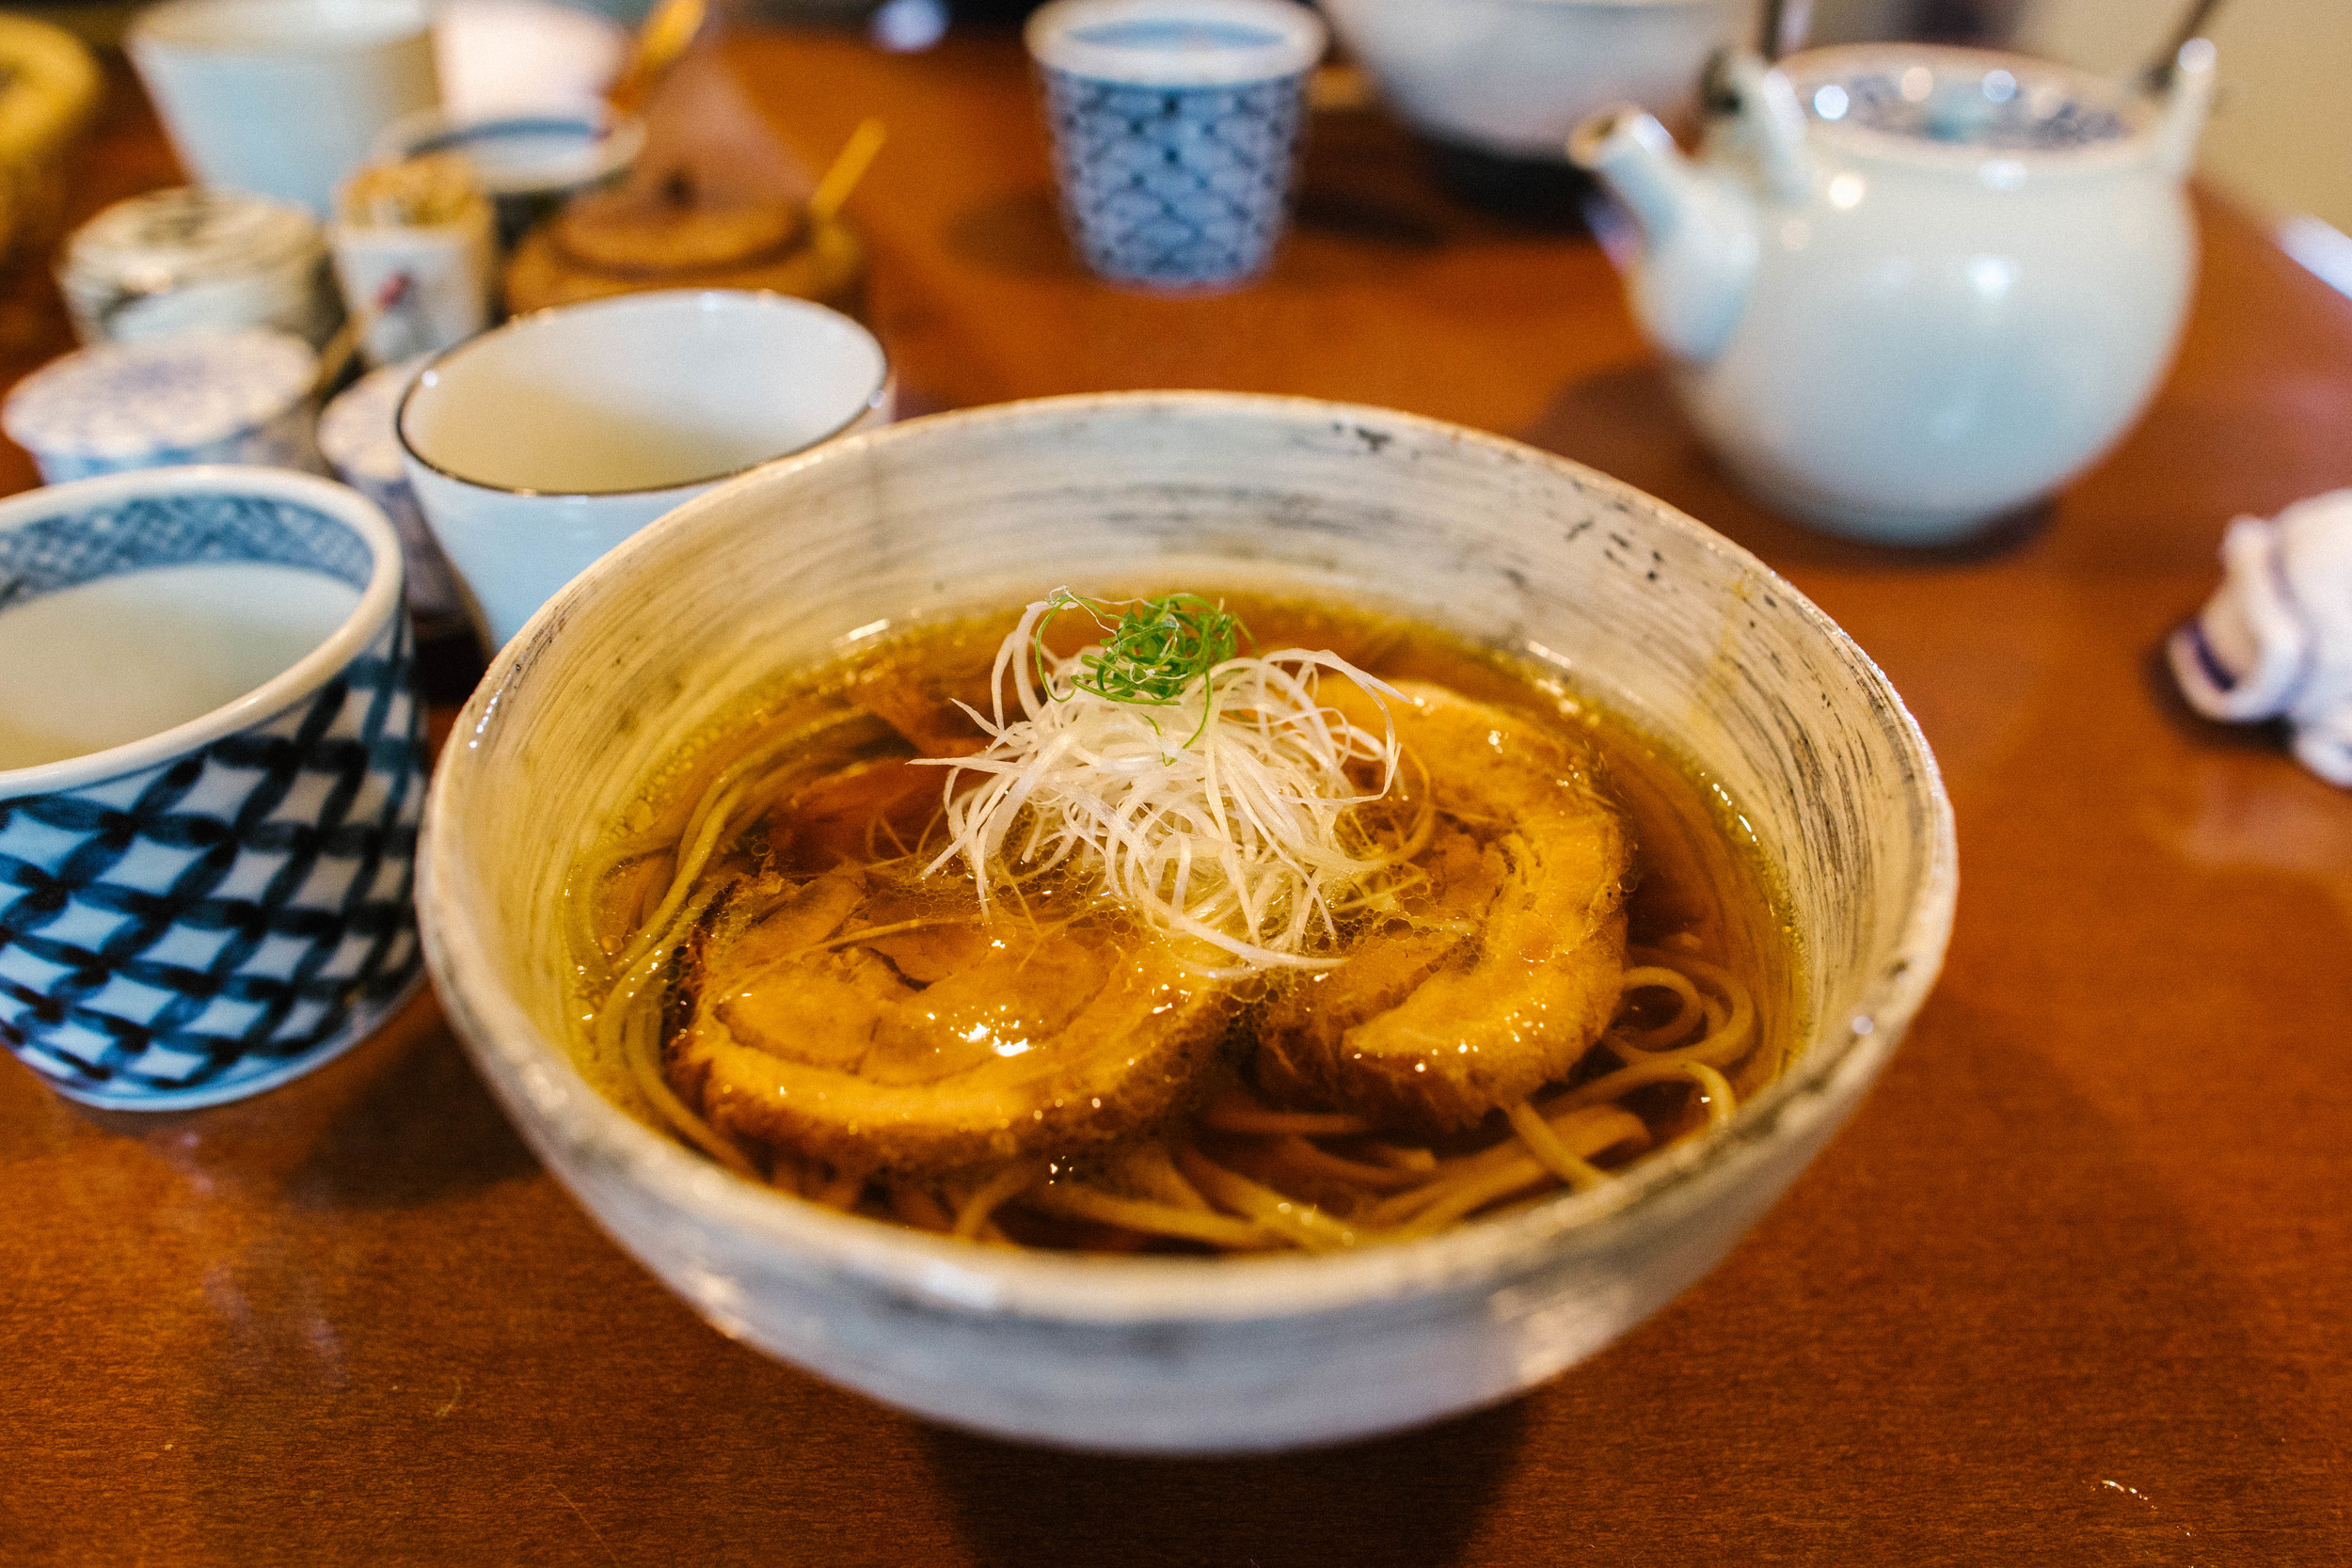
[7,27,2350,1567]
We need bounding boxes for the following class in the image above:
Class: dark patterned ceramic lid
[61,187,322,309]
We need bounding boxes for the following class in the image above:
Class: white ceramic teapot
[1571,40,2217,545]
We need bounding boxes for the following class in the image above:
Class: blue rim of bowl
[1025,0,1327,87]
[392,289,894,500]
[367,101,647,196]
[0,465,405,798]
[419,389,1960,1324]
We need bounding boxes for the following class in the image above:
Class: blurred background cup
[1025,0,1327,291]
[129,0,441,219]
[0,466,426,1111]
[395,288,893,649]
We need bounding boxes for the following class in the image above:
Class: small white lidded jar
[327,154,497,369]
[1,328,326,484]
[58,186,340,348]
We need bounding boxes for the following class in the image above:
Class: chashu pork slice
[670,869,1233,1176]
[1260,680,1629,1132]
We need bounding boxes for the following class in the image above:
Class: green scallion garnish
[1037,590,1246,708]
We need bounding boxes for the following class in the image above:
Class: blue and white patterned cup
[1026,0,1327,290]
[0,467,427,1109]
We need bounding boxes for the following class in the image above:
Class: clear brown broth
[566,591,1800,1243]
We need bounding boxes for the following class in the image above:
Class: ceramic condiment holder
[60,186,341,349]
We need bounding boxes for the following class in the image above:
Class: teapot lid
[1780,45,2146,159]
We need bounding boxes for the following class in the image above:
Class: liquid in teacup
[432,389,788,494]
[0,563,358,771]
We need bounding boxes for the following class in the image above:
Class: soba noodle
[567,593,1787,1254]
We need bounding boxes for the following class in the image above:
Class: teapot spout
[1568,107,1757,365]
[2151,36,2217,179]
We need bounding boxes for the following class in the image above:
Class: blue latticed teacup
[0,466,426,1109]
[1026,0,1327,291]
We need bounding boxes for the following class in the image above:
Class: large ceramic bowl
[1322,0,1754,161]
[418,392,1955,1453]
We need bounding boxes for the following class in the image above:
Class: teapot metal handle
[1721,54,1813,203]
[2151,36,2218,180]
[2139,0,2227,92]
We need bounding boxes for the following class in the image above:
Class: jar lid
[1025,0,1327,87]
[2,329,318,461]
[62,187,324,305]
[1784,45,2143,154]
[550,191,803,276]
[318,354,429,485]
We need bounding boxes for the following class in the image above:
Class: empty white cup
[130,0,441,218]
[396,289,894,649]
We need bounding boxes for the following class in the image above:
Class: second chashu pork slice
[670,868,1233,1176]
[1259,680,1630,1132]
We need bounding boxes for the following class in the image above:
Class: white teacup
[129,0,441,219]
[396,289,893,649]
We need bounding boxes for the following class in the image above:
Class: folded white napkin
[2170,489,2352,785]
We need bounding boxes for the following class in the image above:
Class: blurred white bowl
[418,391,1954,1454]
[1323,0,1754,160]
[371,101,644,249]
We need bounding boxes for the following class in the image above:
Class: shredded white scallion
[915,594,1406,972]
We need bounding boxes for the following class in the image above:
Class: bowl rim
[419,388,1958,1324]
[393,289,893,500]
[367,100,648,196]
[0,464,405,797]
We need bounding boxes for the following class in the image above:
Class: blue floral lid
[1790,49,2136,153]
[2,329,317,463]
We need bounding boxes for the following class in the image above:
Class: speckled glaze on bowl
[417,392,1955,1454]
